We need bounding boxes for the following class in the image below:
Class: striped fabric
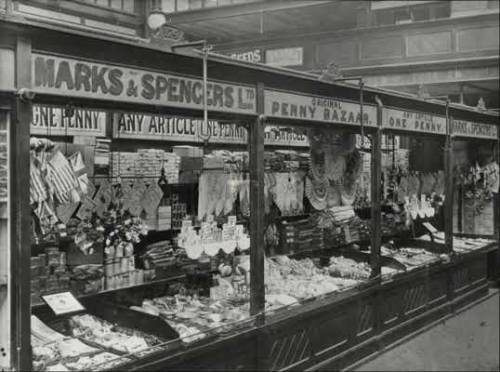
[46,151,79,204]
[30,159,47,204]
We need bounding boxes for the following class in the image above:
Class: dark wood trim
[444,110,454,253]
[10,35,32,371]
[249,82,265,318]
[370,97,382,278]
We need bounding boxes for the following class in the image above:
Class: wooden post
[249,83,265,319]
[444,102,454,253]
[11,35,32,371]
[370,96,383,278]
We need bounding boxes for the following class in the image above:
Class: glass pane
[0,111,10,370]
[30,109,256,368]
[453,138,498,254]
[177,0,189,11]
[110,0,123,10]
[122,0,134,12]
[189,0,203,10]
[161,0,176,12]
[262,123,375,315]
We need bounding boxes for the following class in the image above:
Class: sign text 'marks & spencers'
[32,54,256,114]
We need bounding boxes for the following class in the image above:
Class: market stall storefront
[0,17,498,372]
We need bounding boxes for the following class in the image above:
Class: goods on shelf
[111,150,180,183]
[69,314,164,354]
[0,130,7,199]
[327,256,371,280]
[132,293,250,343]
[31,246,70,304]
[31,315,127,372]
[451,236,497,254]
[178,216,249,259]
[277,218,323,254]
[170,193,187,229]
[381,246,440,269]
[265,256,360,301]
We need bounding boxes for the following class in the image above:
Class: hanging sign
[113,112,309,147]
[382,108,446,135]
[264,90,377,127]
[451,119,498,139]
[32,53,256,115]
[31,105,106,136]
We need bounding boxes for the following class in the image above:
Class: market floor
[351,289,499,372]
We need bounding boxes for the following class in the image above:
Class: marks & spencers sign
[32,53,256,114]
[265,90,377,127]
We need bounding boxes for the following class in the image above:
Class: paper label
[42,291,85,316]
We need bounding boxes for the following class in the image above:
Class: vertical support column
[249,83,265,319]
[370,96,383,278]
[444,102,454,253]
[11,35,32,371]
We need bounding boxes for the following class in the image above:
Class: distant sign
[31,105,106,136]
[451,119,498,139]
[32,53,256,115]
[265,47,303,67]
[226,49,262,64]
[382,108,446,135]
[113,112,309,147]
[265,89,377,127]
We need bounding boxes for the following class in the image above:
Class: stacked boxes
[170,193,187,229]
[111,150,180,183]
[157,205,172,231]
[103,243,153,290]
[31,246,70,304]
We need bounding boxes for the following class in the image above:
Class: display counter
[0,17,498,371]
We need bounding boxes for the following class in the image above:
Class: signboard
[31,105,106,136]
[451,119,498,140]
[264,90,377,127]
[41,291,85,316]
[32,53,256,115]
[265,47,303,67]
[225,49,262,64]
[382,108,446,135]
[113,112,309,147]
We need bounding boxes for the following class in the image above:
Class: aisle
[351,289,499,372]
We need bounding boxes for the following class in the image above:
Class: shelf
[31,274,186,309]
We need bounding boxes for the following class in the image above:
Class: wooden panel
[452,265,470,294]
[268,328,312,371]
[468,257,487,285]
[428,271,448,305]
[356,302,375,338]
[402,283,428,315]
[313,312,351,356]
[380,288,402,327]
[457,26,499,52]
[316,40,357,67]
[407,31,452,56]
[361,36,403,59]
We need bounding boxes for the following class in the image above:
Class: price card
[42,291,85,316]
[228,215,237,227]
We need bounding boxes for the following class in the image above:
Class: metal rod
[444,99,454,254]
[203,45,208,134]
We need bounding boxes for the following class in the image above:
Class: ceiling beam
[170,0,334,25]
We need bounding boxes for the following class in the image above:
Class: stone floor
[352,289,499,372]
